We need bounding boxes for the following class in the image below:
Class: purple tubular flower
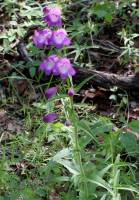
[39,55,59,76]
[33,29,52,48]
[53,58,76,79]
[45,87,57,99]
[51,29,71,49]
[43,7,62,27]
[43,113,58,123]
[68,88,75,97]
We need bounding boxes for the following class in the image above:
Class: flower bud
[43,113,58,123]
[68,88,75,97]
[45,87,57,99]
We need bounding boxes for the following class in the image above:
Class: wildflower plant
[32,4,139,200]
[32,5,89,199]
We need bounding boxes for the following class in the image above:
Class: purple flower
[68,88,75,97]
[43,7,62,27]
[51,29,71,49]
[53,58,76,79]
[45,87,57,99]
[43,113,58,123]
[39,55,59,76]
[33,29,52,48]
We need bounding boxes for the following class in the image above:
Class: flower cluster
[40,55,75,80]
[33,6,70,49]
[33,5,75,123]
[33,28,70,49]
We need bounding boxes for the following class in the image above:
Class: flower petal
[33,29,52,48]
[64,37,71,46]
[39,55,59,76]
[52,29,70,49]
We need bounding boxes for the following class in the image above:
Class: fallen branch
[17,40,32,62]
[75,68,139,90]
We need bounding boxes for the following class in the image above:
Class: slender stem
[62,77,88,199]
[47,75,54,89]
[110,133,114,164]
[66,95,88,199]
[73,124,89,200]
[109,132,119,200]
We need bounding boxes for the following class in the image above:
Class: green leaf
[75,76,95,93]
[98,164,113,177]
[78,118,113,147]
[87,175,114,195]
[117,186,139,194]
[36,187,46,197]
[0,197,5,200]
[100,194,107,200]
[91,119,113,134]
[29,67,36,78]
[128,120,139,132]
[77,119,98,144]
[134,8,139,17]
[90,2,114,23]
[61,191,77,200]
[8,192,20,200]
[52,148,71,161]
[22,187,37,200]
[120,133,138,154]
[52,148,79,175]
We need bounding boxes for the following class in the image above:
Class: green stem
[47,75,54,89]
[73,124,89,200]
[110,133,114,164]
[109,132,119,200]
[62,77,88,199]
[67,95,88,199]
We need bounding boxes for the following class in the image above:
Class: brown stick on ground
[75,68,139,90]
